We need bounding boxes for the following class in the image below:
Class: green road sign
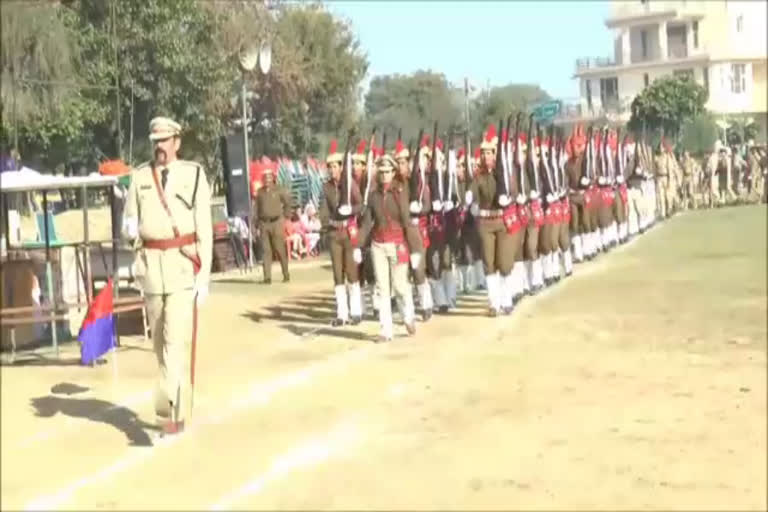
[531,100,562,123]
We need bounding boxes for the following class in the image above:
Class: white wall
[629,24,661,63]
[707,61,755,113]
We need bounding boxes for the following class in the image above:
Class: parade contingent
[313,113,714,343]
[122,116,767,435]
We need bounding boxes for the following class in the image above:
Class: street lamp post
[238,46,258,270]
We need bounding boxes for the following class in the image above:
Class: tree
[241,2,368,158]
[628,75,708,141]
[362,70,463,145]
[470,84,550,137]
[0,1,107,168]
[680,112,719,156]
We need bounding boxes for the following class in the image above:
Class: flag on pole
[78,278,116,366]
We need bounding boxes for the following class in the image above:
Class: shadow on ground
[29,393,158,447]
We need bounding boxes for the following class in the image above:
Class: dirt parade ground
[1,205,766,511]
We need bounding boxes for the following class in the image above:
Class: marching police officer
[122,116,213,435]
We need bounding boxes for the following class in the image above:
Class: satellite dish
[259,41,272,75]
[239,44,259,72]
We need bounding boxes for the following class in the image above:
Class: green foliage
[0,0,368,178]
[724,116,760,146]
[470,84,550,136]
[680,112,719,156]
[628,75,708,139]
[361,70,462,145]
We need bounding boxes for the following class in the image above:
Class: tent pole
[42,191,58,357]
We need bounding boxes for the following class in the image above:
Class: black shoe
[502,306,513,315]
[375,335,392,343]
[488,308,498,318]
[438,305,449,314]
[350,316,362,326]
[283,275,290,283]
[422,309,433,322]
[330,318,346,327]
[263,278,272,284]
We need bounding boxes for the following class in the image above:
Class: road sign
[531,100,562,123]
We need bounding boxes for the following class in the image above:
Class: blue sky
[326,1,613,101]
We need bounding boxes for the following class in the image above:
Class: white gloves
[409,252,421,270]
[409,201,421,214]
[546,193,556,204]
[337,205,352,216]
[580,176,590,186]
[122,216,138,239]
[470,203,480,217]
[352,248,362,263]
[443,200,454,211]
[464,190,473,206]
[498,194,512,207]
[516,193,526,205]
[529,190,540,200]
[431,200,443,211]
[617,175,625,184]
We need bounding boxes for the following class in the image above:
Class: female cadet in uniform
[393,137,434,321]
[318,140,363,327]
[359,153,418,342]
[467,124,520,316]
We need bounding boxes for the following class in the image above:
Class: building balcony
[575,57,617,73]
[553,97,633,124]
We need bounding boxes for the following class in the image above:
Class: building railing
[554,97,633,121]
[575,57,617,72]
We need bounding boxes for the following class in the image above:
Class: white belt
[477,209,503,217]
[329,219,349,228]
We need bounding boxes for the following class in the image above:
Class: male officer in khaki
[253,167,292,283]
[122,116,213,435]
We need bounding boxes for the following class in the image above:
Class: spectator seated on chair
[300,204,322,256]
[284,212,307,259]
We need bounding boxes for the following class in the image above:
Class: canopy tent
[1,167,122,360]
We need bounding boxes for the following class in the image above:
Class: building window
[600,77,619,107]
[586,80,593,111]
[644,73,650,87]
[703,66,709,93]
[736,15,743,32]
[641,30,648,59]
[673,69,694,80]
[693,21,699,48]
[731,63,746,93]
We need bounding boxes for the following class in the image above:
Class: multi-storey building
[560,0,767,141]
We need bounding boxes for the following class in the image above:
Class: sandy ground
[1,205,766,511]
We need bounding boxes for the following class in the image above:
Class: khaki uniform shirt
[254,184,292,223]
[123,159,213,295]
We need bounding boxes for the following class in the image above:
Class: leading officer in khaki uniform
[253,167,292,283]
[122,117,213,435]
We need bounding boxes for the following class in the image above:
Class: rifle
[513,112,524,203]
[381,130,388,157]
[363,126,377,207]
[540,123,555,200]
[409,128,424,206]
[501,113,514,201]
[583,125,594,187]
[493,118,506,204]
[446,129,459,206]
[464,128,473,184]
[428,121,439,209]
[338,128,355,215]
[558,127,569,196]
[525,113,539,199]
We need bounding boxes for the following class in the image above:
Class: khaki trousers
[371,241,414,337]
[146,289,196,424]
[327,229,359,285]
[260,218,288,280]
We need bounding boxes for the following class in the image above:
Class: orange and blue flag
[79,279,115,365]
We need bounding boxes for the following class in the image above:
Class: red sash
[600,186,615,207]
[530,199,545,228]
[347,216,359,247]
[502,205,521,235]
